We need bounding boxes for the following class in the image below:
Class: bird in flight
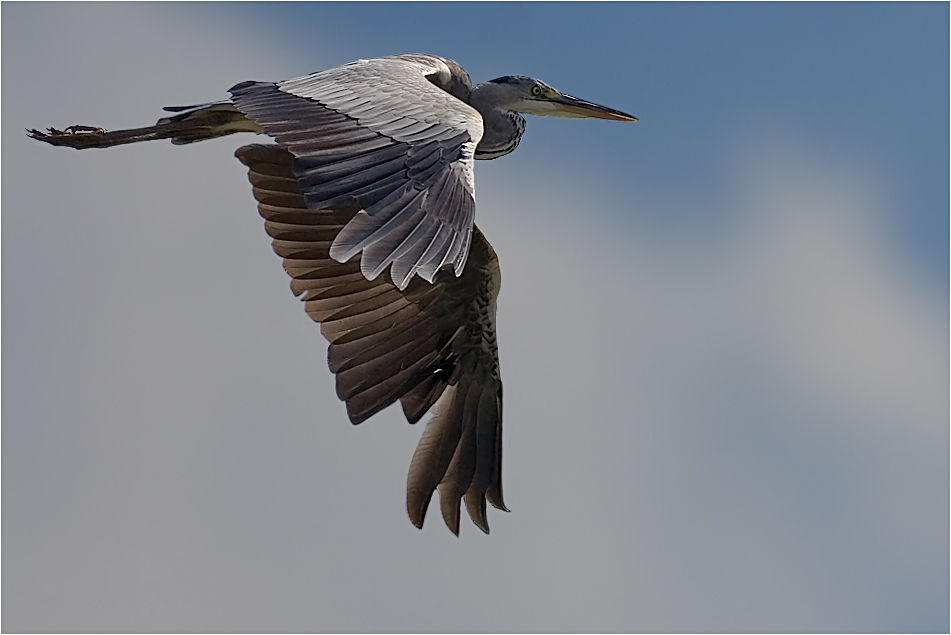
[29,53,636,535]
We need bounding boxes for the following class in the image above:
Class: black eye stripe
[488,75,528,85]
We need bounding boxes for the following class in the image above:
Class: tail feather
[28,102,262,149]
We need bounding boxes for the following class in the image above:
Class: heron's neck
[469,83,526,160]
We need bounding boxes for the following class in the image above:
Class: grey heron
[28,53,637,535]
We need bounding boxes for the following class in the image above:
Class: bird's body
[29,53,636,534]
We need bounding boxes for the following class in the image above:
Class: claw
[26,125,107,142]
[27,124,113,149]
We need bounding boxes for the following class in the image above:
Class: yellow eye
[531,85,542,97]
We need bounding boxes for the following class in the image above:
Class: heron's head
[481,75,637,122]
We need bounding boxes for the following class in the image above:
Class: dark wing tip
[407,486,432,530]
[465,494,491,534]
[439,492,462,537]
[437,483,465,536]
[488,488,509,513]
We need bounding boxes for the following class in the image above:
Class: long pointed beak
[552,92,638,121]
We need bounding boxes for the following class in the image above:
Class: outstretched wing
[230,55,484,291]
[236,144,506,535]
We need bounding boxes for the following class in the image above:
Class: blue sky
[3,2,948,632]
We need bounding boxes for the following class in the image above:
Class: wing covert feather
[230,55,483,290]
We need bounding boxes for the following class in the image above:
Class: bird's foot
[27,125,109,148]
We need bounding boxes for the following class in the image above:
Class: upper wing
[230,55,484,291]
[236,144,506,535]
